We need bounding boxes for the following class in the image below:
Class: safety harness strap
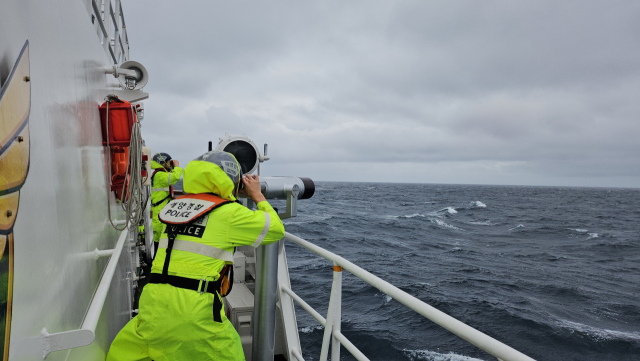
[151,187,170,192]
[158,238,234,262]
[149,273,222,294]
[161,232,177,281]
[152,195,172,208]
[155,197,234,323]
[148,273,224,323]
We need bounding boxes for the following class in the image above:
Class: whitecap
[555,319,640,342]
[403,349,485,361]
[432,218,464,231]
[384,294,392,304]
[509,224,525,231]
[298,325,323,334]
[468,220,494,226]
[587,233,599,239]
[470,201,487,208]
[399,213,424,219]
[567,228,588,233]
[437,207,457,215]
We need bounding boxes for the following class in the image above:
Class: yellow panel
[0,234,5,261]
[0,127,29,191]
[0,193,19,231]
[0,45,30,148]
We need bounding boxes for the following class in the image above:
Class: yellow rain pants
[106,283,244,361]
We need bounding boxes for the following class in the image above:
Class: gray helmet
[153,152,172,164]
[194,151,242,184]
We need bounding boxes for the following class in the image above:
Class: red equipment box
[99,97,137,147]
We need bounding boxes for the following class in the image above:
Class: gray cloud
[124,0,640,187]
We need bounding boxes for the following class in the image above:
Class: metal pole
[331,263,342,361]
[252,241,279,361]
[319,262,342,361]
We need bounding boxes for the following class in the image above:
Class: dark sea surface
[273,182,640,361]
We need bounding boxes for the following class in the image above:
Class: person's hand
[171,160,180,167]
[241,174,266,204]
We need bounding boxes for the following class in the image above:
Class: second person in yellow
[150,152,183,251]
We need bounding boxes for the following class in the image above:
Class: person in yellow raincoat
[150,152,183,250]
[107,151,285,361]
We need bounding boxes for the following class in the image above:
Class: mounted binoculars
[210,135,315,218]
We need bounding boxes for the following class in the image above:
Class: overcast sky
[122,0,640,188]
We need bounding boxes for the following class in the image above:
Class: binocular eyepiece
[258,176,315,200]
[238,176,315,200]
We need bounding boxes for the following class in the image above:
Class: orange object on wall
[99,96,137,147]
[110,147,129,200]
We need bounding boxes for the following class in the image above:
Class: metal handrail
[36,227,130,358]
[283,232,536,361]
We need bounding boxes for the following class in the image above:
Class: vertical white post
[319,262,343,361]
[252,241,279,361]
[331,263,342,361]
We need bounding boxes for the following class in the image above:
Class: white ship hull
[1,1,134,359]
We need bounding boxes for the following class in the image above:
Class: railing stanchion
[319,262,342,361]
[252,241,279,361]
[331,263,342,361]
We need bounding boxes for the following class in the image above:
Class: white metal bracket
[278,188,298,219]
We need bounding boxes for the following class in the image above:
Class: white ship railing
[87,0,130,65]
[281,232,536,361]
[17,225,131,359]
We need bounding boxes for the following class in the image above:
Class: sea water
[276,182,640,361]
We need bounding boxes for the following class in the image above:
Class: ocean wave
[432,218,464,231]
[468,220,495,226]
[284,214,333,225]
[469,201,487,208]
[438,207,458,215]
[567,228,588,233]
[555,319,640,342]
[403,349,485,361]
[395,213,425,219]
[509,224,525,231]
[587,233,599,239]
[393,206,457,220]
[299,325,324,334]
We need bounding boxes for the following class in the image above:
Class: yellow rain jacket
[107,158,285,361]
[150,159,183,244]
